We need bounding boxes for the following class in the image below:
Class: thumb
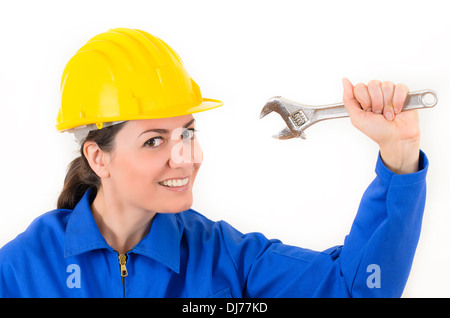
[342,77,364,120]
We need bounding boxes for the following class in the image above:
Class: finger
[354,83,372,111]
[382,81,395,121]
[367,80,384,114]
[342,78,364,118]
[392,83,409,114]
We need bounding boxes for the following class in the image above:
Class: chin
[154,199,193,214]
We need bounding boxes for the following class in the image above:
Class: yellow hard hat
[56,28,223,132]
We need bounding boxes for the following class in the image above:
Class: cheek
[110,151,165,192]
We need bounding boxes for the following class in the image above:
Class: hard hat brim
[183,98,223,115]
[56,98,223,132]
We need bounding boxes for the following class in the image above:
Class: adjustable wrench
[260,89,438,140]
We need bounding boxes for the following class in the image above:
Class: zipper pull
[118,253,128,278]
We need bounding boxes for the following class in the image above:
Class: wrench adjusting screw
[289,110,308,128]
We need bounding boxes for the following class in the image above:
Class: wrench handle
[312,89,438,121]
[403,89,438,110]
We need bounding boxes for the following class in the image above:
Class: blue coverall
[0,152,428,297]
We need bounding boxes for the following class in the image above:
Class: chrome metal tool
[260,89,438,140]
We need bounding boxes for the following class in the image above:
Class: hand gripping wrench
[260,89,438,140]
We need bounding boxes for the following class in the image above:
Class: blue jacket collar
[64,189,183,273]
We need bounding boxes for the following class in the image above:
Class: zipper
[118,253,128,297]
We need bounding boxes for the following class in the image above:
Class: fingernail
[385,112,393,121]
[394,108,400,114]
[366,107,372,112]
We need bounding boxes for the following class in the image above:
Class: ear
[83,141,110,178]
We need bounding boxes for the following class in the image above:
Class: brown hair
[57,122,126,210]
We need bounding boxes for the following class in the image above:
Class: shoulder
[0,209,72,262]
[176,209,245,240]
[0,209,72,297]
[175,209,219,232]
[175,209,278,254]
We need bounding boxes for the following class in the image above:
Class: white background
[0,0,449,297]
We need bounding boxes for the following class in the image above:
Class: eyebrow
[138,118,196,137]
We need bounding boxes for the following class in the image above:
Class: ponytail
[57,122,126,210]
[57,156,100,210]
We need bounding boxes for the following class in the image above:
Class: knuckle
[367,80,381,89]
[396,83,409,94]
[354,83,366,94]
[381,81,395,91]
[354,82,366,90]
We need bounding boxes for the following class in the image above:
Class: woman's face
[103,114,202,214]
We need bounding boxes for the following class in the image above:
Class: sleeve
[220,150,428,298]
[0,239,26,298]
[338,150,428,297]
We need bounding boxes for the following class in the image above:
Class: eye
[144,137,165,148]
[181,128,197,140]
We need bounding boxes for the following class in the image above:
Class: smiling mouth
[158,177,189,187]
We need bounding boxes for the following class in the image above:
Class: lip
[159,183,190,192]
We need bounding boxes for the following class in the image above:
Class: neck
[90,186,156,254]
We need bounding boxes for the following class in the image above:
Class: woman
[0,28,427,297]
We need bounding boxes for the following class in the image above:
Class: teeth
[160,177,189,187]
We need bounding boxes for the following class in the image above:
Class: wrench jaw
[259,97,284,119]
[260,97,308,140]
[275,127,307,140]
